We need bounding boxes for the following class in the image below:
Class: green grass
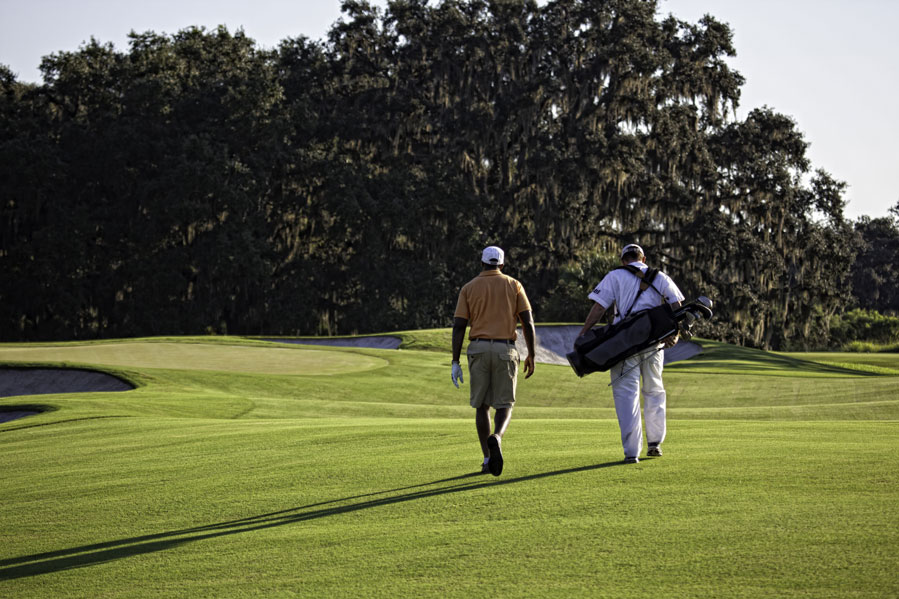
[0,340,387,375]
[843,340,899,353]
[1,333,898,598]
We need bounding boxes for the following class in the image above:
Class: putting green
[0,342,388,375]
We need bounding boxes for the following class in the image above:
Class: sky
[1,0,896,220]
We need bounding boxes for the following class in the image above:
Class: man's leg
[486,343,520,475]
[469,347,492,471]
[476,405,492,458]
[610,354,643,461]
[486,407,510,476]
[641,349,667,453]
[493,407,512,438]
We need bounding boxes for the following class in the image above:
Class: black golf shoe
[487,434,503,476]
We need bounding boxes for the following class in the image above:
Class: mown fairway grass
[1,334,898,598]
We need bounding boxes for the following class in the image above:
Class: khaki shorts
[466,339,520,409]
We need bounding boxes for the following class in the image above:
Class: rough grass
[843,340,899,353]
[1,333,897,598]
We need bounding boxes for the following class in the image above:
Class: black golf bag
[567,297,713,377]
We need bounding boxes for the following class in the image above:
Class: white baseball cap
[481,246,505,265]
[621,243,644,258]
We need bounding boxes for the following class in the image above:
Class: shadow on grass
[0,460,623,580]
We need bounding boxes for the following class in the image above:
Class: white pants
[609,347,667,459]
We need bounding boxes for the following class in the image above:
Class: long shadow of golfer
[0,460,622,580]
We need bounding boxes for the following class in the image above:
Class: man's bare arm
[452,317,468,363]
[577,302,607,338]
[518,310,536,379]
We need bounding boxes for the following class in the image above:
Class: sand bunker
[0,410,41,424]
[0,367,135,423]
[0,367,134,399]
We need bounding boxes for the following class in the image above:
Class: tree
[852,203,899,316]
[0,1,858,349]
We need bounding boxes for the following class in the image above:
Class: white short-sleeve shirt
[589,262,685,324]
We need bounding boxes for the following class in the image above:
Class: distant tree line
[1,0,895,348]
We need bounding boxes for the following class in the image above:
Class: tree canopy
[851,201,899,317]
[0,0,862,348]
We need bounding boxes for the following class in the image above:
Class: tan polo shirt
[454,269,532,340]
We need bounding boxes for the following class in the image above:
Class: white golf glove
[451,361,464,388]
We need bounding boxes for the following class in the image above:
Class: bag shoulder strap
[614,265,663,318]
[614,265,660,290]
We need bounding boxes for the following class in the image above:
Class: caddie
[575,243,685,463]
[451,245,536,476]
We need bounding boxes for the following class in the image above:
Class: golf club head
[692,304,713,319]
[674,297,713,321]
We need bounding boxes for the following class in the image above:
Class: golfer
[576,244,684,463]
[452,246,536,476]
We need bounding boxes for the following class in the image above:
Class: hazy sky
[1,0,896,220]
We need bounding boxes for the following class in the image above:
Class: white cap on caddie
[481,246,505,265]
[621,243,644,258]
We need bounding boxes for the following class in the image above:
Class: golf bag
[567,296,713,377]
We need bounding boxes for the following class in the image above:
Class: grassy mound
[0,338,388,375]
